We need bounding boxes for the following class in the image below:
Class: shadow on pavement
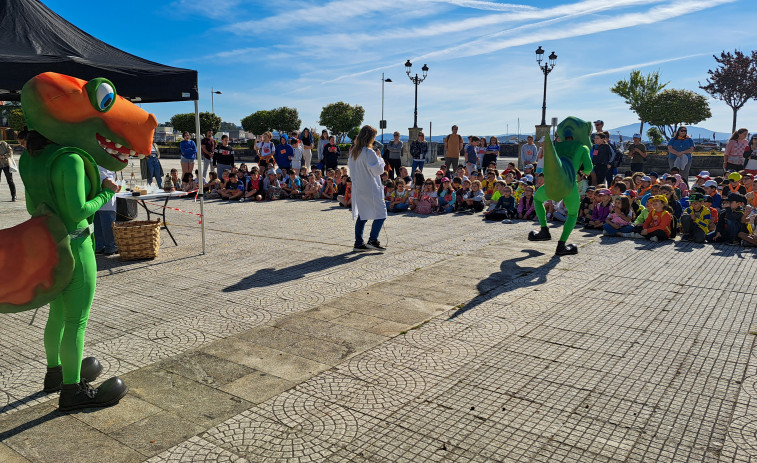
[222,251,370,292]
[448,248,560,321]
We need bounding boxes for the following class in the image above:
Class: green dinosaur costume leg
[44,235,96,384]
[560,187,580,243]
[534,186,548,228]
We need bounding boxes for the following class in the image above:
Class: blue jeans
[411,159,425,174]
[217,163,232,179]
[391,203,409,212]
[355,216,385,246]
[146,156,162,187]
[94,210,117,252]
[707,219,741,242]
[603,223,633,235]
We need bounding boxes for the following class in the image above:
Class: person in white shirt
[520,135,538,169]
[94,166,121,255]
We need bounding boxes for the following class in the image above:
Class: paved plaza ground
[1,159,757,462]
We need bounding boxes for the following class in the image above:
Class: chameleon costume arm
[529,117,593,255]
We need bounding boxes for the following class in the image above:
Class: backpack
[608,142,624,168]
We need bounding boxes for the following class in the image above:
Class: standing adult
[386,131,404,179]
[141,142,163,188]
[520,135,538,170]
[443,125,463,171]
[179,131,197,177]
[409,132,428,174]
[627,134,647,174]
[0,138,16,201]
[215,135,235,178]
[200,130,216,180]
[723,128,749,173]
[591,133,612,186]
[592,120,610,140]
[483,136,500,172]
[317,130,329,170]
[299,128,314,173]
[348,125,387,252]
[743,134,757,176]
[667,126,694,181]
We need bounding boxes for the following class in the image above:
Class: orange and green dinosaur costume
[0,72,157,410]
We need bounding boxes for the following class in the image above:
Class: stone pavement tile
[219,371,294,404]
[74,394,162,434]
[156,350,256,387]
[348,289,406,306]
[3,408,144,463]
[454,417,550,462]
[109,410,207,457]
[122,365,252,428]
[551,414,641,461]
[331,312,386,331]
[364,319,412,337]
[303,304,352,321]
[342,420,451,463]
[280,337,355,365]
[203,338,331,382]
[515,377,593,414]
[202,391,358,462]
[144,436,246,463]
[233,325,312,351]
[0,443,30,463]
[574,392,655,431]
[273,314,389,352]
[530,440,621,463]
[386,400,481,448]
[627,435,715,462]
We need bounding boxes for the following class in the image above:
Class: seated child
[414,180,438,215]
[283,169,302,198]
[585,188,613,229]
[484,185,516,221]
[517,185,536,220]
[436,178,456,213]
[456,179,471,210]
[205,171,222,198]
[383,180,396,208]
[220,172,245,201]
[602,195,634,236]
[462,180,485,213]
[321,177,337,200]
[552,199,568,222]
[579,186,596,223]
[243,169,263,201]
[708,193,747,244]
[337,176,352,207]
[388,179,411,212]
[303,174,320,200]
[264,170,283,200]
[488,181,507,210]
[680,192,711,243]
[640,195,674,242]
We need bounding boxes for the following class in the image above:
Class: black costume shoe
[555,241,578,256]
[59,377,128,412]
[43,357,104,393]
[528,227,552,241]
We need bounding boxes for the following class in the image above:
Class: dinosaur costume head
[554,116,592,159]
[21,72,158,171]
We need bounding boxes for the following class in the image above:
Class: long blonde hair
[351,125,377,159]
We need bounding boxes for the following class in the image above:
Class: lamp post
[211,87,222,114]
[535,47,557,126]
[380,73,392,143]
[405,60,429,129]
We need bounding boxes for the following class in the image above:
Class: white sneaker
[650,236,659,242]
[633,233,644,239]
[621,232,633,238]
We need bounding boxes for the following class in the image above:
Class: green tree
[9,108,26,132]
[319,102,365,143]
[269,107,301,135]
[610,69,668,136]
[646,127,664,147]
[699,50,757,133]
[640,89,712,141]
[347,126,360,141]
[170,112,221,136]
[241,110,272,135]
[219,121,240,131]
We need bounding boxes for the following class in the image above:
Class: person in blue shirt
[465,136,479,175]
[667,126,695,180]
[179,131,197,178]
[275,134,293,170]
[703,180,722,209]
[220,172,245,201]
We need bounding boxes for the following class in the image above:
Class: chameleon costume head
[21,72,158,171]
[527,117,594,256]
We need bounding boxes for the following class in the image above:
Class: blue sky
[47,0,757,138]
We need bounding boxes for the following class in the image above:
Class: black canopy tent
[0,0,206,252]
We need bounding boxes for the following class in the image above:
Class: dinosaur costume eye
[84,78,117,112]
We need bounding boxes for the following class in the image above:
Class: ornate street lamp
[535,47,557,126]
[405,60,429,129]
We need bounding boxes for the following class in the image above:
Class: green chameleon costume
[0,72,157,410]
[527,117,594,256]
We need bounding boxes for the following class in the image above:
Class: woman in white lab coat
[348,125,387,252]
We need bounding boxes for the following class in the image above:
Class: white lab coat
[348,147,387,221]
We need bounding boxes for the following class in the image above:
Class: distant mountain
[605,123,729,142]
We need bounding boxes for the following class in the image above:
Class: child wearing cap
[585,189,613,229]
[724,172,747,196]
[640,195,674,242]
[489,185,517,220]
[481,171,497,200]
[680,192,711,243]
[707,193,747,244]
[637,176,652,197]
[517,184,536,220]
[703,180,722,209]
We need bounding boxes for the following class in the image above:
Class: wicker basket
[112,220,161,260]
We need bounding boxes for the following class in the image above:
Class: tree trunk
[639,119,644,139]
[732,108,738,134]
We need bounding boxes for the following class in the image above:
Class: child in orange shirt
[641,195,673,242]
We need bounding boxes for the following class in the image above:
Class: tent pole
[194,100,205,255]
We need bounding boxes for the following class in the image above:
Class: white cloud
[567,53,710,80]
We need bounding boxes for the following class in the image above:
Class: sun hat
[703,180,718,188]
[598,188,612,196]
[441,177,450,183]
[688,192,705,202]
[436,170,444,175]
[696,171,711,179]
[523,174,534,182]
[649,194,668,204]
[640,176,651,182]
[623,190,637,198]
